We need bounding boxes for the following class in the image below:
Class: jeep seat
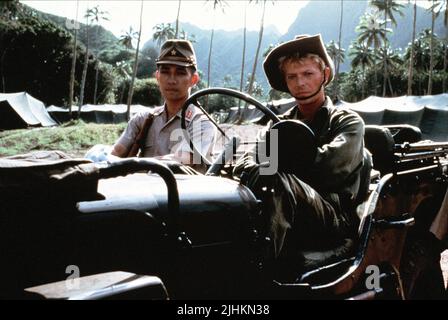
[364,125,395,174]
[383,124,422,144]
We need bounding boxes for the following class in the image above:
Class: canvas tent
[0,92,57,129]
[48,104,152,124]
[224,94,448,142]
[337,94,448,141]
[225,98,296,124]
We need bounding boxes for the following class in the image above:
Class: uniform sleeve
[175,115,217,161]
[114,112,147,152]
[233,121,271,176]
[313,110,365,188]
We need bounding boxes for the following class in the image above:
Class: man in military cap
[112,39,216,166]
[235,34,371,272]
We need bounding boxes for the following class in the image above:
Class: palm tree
[236,2,247,121]
[0,1,20,18]
[245,74,264,98]
[327,41,337,60]
[326,41,345,70]
[335,0,344,98]
[349,41,374,98]
[68,0,79,118]
[116,27,137,104]
[370,0,404,28]
[370,0,404,96]
[114,60,132,104]
[247,0,276,96]
[205,0,228,88]
[356,12,390,95]
[416,31,430,95]
[175,0,182,38]
[327,41,345,98]
[207,30,214,87]
[119,27,138,49]
[437,0,447,92]
[77,5,109,117]
[377,45,403,95]
[179,30,196,43]
[407,0,418,95]
[126,0,144,121]
[239,2,248,93]
[427,0,444,94]
[404,29,432,95]
[442,0,447,92]
[153,23,175,47]
[443,40,447,92]
[0,1,22,92]
[78,7,91,118]
[88,6,109,105]
[427,0,439,94]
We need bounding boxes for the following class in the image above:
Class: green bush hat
[263,34,335,93]
[156,39,197,70]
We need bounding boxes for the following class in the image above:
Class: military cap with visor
[156,39,197,70]
[263,34,335,93]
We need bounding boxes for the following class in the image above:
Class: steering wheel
[180,88,281,176]
[269,120,316,177]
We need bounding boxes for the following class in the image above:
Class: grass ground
[0,120,126,157]
[0,121,262,158]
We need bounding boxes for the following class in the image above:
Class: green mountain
[21,1,448,96]
[143,1,446,93]
[143,22,282,93]
[282,0,447,72]
[35,9,121,55]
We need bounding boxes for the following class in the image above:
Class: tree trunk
[0,48,8,93]
[68,0,79,118]
[93,24,102,105]
[126,1,144,121]
[427,0,436,95]
[362,66,366,99]
[93,60,99,104]
[335,0,343,98]
[408,0,417,96]
[443,41,447,92]
[387,74,394,96]
[373,47,378,96]
[239,4,247,93]
[78,16,90,119]
[419,77,422,95]
[382,8,388,97]
[119,81,126,104]
[0,33,16,93]
[207,28,214,88]
[237,4,247,124]
[175,0,181,38]
[68,34,77,115]
[247,0,266,96]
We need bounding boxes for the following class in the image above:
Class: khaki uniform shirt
[116,104,216,161]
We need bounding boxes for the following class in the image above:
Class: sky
[21,0,310,45]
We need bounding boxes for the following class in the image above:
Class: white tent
[0,92,57,129]
[226,93,448,141]
[337,94,448,141]
[48,104,153,124]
